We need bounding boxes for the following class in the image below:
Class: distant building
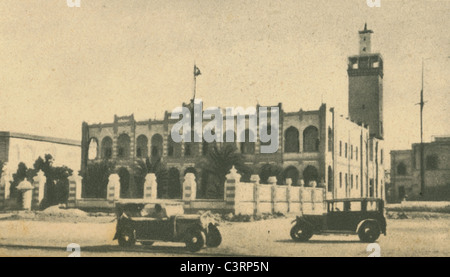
[80,25,385,201]
[0,131,81,175]
[390,136,450,202]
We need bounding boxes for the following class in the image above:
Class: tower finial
[364,22,367,31]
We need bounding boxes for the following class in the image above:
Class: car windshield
[140,204,167,218]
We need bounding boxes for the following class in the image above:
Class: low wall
[235,182,325,215]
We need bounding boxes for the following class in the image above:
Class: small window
[373,61,379,68]
[356,147,358,161]
[339,172,342,188]
[397,162,407,175]
[333,202,344,212]
[339,141,342,156]
[356,175,359,190]
[350,201,362,211]
[352,63,358,69]
[345,143,348,158]
[351,145,353,160]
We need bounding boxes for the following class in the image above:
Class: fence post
[17,179,34,210]
[250,174,260,215]
[0,165,12,208]
[183,173,196,201]
[107,174,120,203]
[225,166,240,213]
[32,170,46,209]
[286,178,292,213]
[67,173,82,208]
[268,176,277,214]
[144,173,158,200]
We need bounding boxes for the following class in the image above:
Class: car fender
[292,216,314,229]
[356,219,380,234]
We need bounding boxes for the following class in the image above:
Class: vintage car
[113,201,222,252]
[290,198,387,243]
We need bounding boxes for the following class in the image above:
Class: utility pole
[419,59,425,197]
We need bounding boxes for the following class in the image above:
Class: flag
[194,65,201,77]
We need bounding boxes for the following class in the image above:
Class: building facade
[390,136,450,202]
[0,131,81,175]
[80,25,385,201]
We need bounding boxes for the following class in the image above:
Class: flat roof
[0,131,81,147]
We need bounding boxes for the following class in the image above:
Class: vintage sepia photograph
[0,0,449,259]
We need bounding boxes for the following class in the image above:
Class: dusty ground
[0,212,448,257]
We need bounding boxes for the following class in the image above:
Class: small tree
[259,164,283,185]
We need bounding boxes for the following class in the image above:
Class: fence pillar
[32,170,46,209]
[67,173,82,208]
[107,174,120,203]
[268,176,277,214]
[183,173,197,201]
[144,173,158,200]
[17,179,34,210]
[0,163,12,201]
[286,178,292,213]
[250,174,260,215]
[225,166,240,212]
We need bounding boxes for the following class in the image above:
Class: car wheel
[185,230,206,252]
[358,221,380,243]
[118,229,136,247]
[141,241,154,246]
[206,225,222,248]
[290,224,313,242]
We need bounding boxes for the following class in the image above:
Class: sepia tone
[0,0,449,257]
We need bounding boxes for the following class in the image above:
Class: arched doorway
[283,166,299,186]
[168,168,181,199]
[303,165,318,186]
[118,167,130,198]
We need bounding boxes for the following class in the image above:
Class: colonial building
[0,131,81,174]
[80,25,385,201]
[390,136,450,202]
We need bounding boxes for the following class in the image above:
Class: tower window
[352,63,358,69]
[362,47,366,52]
[373,61,379,68]
[362,104,365,110]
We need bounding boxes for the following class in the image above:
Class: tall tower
[348,24,384,139]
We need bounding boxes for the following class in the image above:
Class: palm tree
[199,144,250,198]
[135,157,168,198]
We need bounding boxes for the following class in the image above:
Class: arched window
[284,126,299,153]
[151,134,163,159]
[397,162,407,175]
[327,127,333,152]
[328,166,333,192]
[117,134,130,159]
[101,136,113,159]
[167,134,181,158]
[88,138,98,160]
[240,129,255,154]
[426,155,438,170]
[136,135,148,158]
[303,126,319,152]
[303,165,319,186]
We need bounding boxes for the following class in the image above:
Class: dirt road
[0,214,448,257]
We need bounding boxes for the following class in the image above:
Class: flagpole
[193,68,196,101]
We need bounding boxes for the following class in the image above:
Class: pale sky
[0,0,449,168]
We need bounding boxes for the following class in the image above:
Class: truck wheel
[118,229,136,247]
[185,230,206,252]
[206,225,222,248]
[290,224,313,242]
[358,221,380,243]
